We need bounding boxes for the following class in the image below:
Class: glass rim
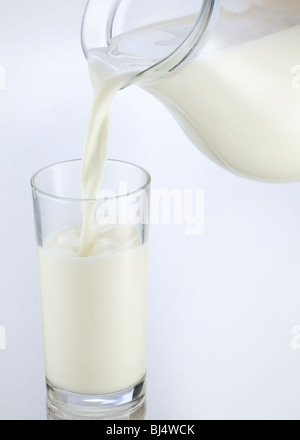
[81,0,219,87]
[128,0,219,86]
[30,158,151,203]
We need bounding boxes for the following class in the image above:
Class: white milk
[147,24,300,182]
[38,223,148,395]
[39,18,300,396]
[38,43,142,397]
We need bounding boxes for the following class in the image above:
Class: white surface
[1,0,300,420]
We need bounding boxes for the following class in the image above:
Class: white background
[1,0,300,420]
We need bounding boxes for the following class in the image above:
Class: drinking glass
[31,159,151,420]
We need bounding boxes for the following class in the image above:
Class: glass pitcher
[82,0,300,182]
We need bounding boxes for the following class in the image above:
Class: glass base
[46,377,146,420]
